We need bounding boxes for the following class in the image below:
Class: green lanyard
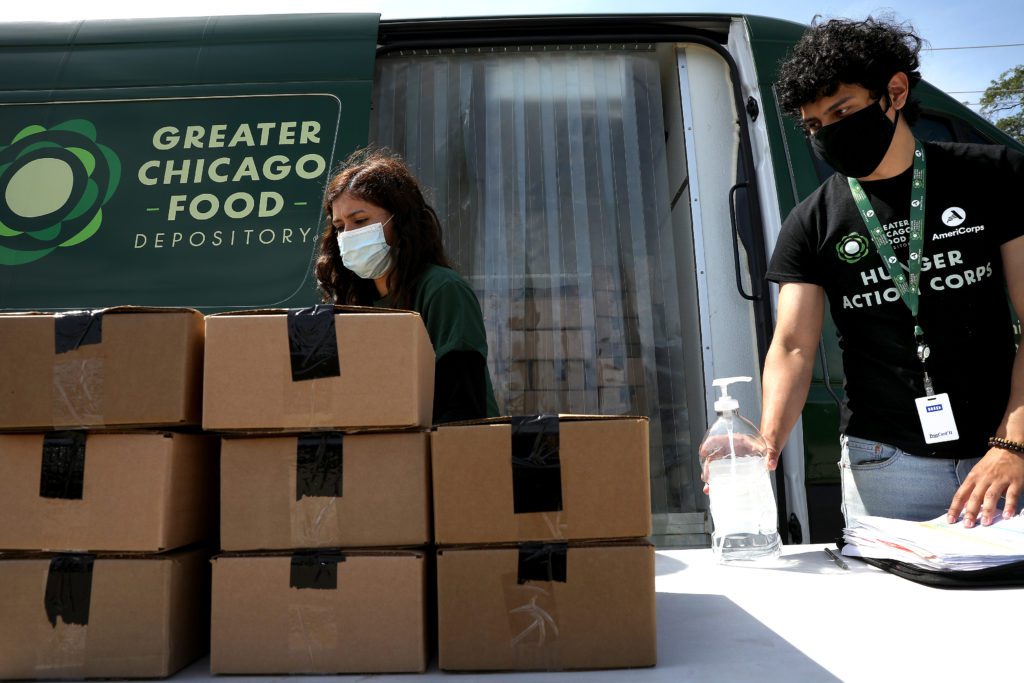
[847,139,934,395]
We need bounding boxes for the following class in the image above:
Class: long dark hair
[315,148,451,309]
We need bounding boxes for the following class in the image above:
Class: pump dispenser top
[712,376,750,413]
[701,374,781,562]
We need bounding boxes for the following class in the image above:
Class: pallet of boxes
[0,307,214,680]
[431,413,657,672]
[203,304,435,674]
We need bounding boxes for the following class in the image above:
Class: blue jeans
[839,434,982,525]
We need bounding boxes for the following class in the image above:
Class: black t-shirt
[768,141,1024,457]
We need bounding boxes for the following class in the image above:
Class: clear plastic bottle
[699,376,781,563]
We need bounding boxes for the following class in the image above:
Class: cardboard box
[0,546,209,679]
[203,307,434,432]
[508,360,647,392]
[508,362,530,390]
[431,416,651,545]
[509,330,595,361]
[508,298,584,330]
[598,386,633,414]
[0,432,217,552]
[211,550,427,674]
[504,391,590,415]
[437,541,656,671]
[220,431,431,550]
[597,356,645,387]
[0,308,204,430]
[507,357,645,394]
[530,360,587,390]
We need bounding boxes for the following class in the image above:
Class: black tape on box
[54,310,103,354]
[296,433,344,501]
[510,414,563,514]
[287,304,341,382]
[289,550,345,590]
[39,431,87,500]
[44,554,95,627]
[517,542,568,584]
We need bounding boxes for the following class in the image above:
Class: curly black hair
[776,16,924,125]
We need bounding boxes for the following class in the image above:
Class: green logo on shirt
[0,119,121,266]
[836,233,869,264]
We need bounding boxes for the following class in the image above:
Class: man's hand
[947,447,1024,527]
[698,433,776,495]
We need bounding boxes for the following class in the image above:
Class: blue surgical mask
[337,216,394,279]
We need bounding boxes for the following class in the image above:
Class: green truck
[1,13,1018,546]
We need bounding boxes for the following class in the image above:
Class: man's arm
[947,234,1024,526]
[760,282,826,470]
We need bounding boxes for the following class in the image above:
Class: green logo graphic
[0,119,121,265]
[836,232,869,264]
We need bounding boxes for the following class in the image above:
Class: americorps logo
[0,119,121,265]
[942,206,966,227]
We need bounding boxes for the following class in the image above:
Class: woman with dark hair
[315,148,498,424]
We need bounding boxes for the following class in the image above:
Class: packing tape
[504,544,565,664]
[292,495,342,547]
[287,305,341,382]
[39,432,87,500]
[287,603,339,671]
[44,554,95,628]
[291,433,344,546]
[54,311,102,355]
[52,358,104,427]
[287,550,343,668]
[289,550,345,590]
[510,415,563,514]
[516,542,568,584]
[35,622,88,677]
[282,375,334,429]
[295,433,344,500]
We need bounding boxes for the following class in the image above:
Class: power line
[946,89,1024,95]
[923,42,1024,51]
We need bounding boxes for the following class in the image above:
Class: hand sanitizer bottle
[700,376,781,562]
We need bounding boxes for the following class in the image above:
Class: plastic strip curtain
[372,47,699,522]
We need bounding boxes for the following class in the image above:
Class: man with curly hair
[759,16,1024,528]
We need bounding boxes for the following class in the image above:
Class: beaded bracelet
[989,436,1024,455]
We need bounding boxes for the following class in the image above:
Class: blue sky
[9,1,1024,117]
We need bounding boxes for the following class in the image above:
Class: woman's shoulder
[418,264,475,296]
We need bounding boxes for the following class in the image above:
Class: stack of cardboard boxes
[203,305,435,675]
[0,303,659,678]
[430,414,657,672]
[485,272,648,418]
[0,308,214,680]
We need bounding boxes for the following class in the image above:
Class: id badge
[915,393,959,444]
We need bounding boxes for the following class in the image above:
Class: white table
[177,544,1019,682]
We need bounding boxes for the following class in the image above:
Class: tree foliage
[980,65,1024,143]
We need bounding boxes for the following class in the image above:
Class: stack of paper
[842,513,1024,571]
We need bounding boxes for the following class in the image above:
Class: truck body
[1,13,1018,545]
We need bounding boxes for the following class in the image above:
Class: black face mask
[810,98,899,178]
